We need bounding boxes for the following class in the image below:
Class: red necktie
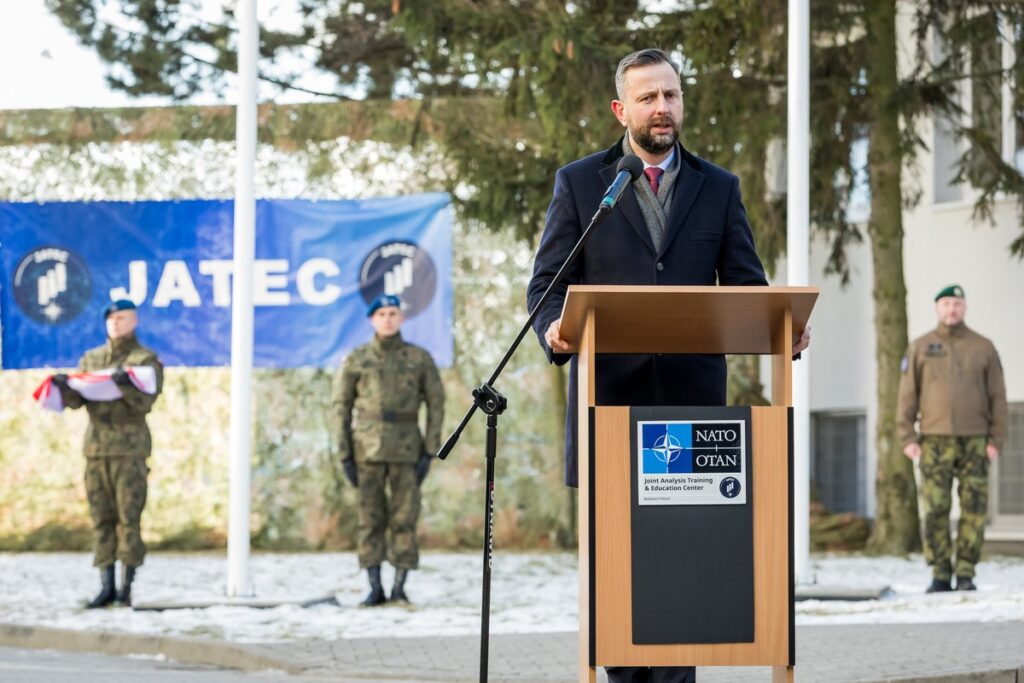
[644,167,664,195]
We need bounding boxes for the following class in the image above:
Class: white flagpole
[788,0,811,584]
[227,0,258,598]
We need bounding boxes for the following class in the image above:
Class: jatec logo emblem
[13,247,93,324]
[358,240,437,317]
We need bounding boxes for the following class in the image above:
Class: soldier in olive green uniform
[52,299,164,608]
[332,294,445,606]
[897,285,1007,593]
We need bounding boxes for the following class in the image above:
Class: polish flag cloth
[33,366,158,412]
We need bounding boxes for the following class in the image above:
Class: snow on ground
[800,553,1024,625]
[0,552,1021,643]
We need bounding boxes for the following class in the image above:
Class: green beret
[934,284,964,301]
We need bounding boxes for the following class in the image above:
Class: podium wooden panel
[560,286,817,683]
[594,406,789,664]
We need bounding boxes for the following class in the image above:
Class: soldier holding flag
[52,299,163,608]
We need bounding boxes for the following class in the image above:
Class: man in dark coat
[527,48,809,683]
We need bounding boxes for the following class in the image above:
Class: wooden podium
[558,285,819,683]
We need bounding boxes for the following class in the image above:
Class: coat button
[656,262,664,271]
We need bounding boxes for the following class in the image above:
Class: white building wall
[806,236,876,412]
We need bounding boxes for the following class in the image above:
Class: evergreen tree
[47,0,1024,552]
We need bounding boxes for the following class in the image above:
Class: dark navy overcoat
[527,139,768,486]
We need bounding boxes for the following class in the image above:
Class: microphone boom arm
[436,200,615,460]
[437,154,642,460]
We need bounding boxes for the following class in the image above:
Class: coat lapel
[659,149,706,257]
[599,155,656,256]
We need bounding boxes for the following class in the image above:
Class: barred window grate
[996,404,1024,516]
[811,412,868,516]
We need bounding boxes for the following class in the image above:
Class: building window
[932,29,964,204]
[812,412,868,516]
[1012,19,1024,174]
[967,12,1002,188]
[994,403,1024,517]
[934,114,963,203]
[931,11,1008,203]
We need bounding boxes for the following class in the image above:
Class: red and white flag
[33,366,159,412]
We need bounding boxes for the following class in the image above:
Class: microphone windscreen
[617,154,645,181]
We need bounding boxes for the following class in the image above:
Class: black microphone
[599,154,645,212]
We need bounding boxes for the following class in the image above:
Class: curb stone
[0,622,302,675]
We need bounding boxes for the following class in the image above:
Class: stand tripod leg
[479,413,497,683]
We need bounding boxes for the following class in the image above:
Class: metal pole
[788,0,811,584]
[479,413,497,683]
[227,0,258,598]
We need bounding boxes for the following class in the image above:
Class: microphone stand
[437,197,623,683]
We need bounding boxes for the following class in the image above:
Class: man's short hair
[615,48,680,100]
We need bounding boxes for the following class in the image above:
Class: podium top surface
[559,285,818,355]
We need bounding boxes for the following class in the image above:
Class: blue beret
[934,284,964,301]
[366,294,403,317]
[103,299,137,319]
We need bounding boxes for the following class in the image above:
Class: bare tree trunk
[864,1,921,554]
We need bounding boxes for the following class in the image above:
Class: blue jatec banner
[0,195,453,369]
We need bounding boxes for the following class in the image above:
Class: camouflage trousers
[919,435,989,580]
[85,456,149,568]
[356,462,420,570]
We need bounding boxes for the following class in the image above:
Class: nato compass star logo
[641,422,693,474]
[12,246,93,325]
[652,433,684,470]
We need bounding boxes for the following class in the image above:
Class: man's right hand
[342,459,358,487]
[544,319,572,354]
[903,443,922,460]
[110,368,133,388]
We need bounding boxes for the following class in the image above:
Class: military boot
[390,568,411,603]
[360,566,386,607]
[85,565,116,609]
[925,578,952,593]
[116,564,137,606]
[955,576,977,591]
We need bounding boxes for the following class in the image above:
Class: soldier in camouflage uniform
[897,285,1007,593]
[332,294,445,606]
[52,299,164,608]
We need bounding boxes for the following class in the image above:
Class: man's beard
[630,116,680,155]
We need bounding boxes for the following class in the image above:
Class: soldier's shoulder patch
[900,356,908,373]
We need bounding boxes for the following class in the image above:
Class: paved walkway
[269,623,1024,682]
[3,620,1023,682]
